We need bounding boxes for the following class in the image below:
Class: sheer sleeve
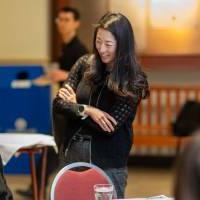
[53,54,89,117]
[83,95,140,135]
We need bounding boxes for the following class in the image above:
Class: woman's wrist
[84,105,91,115]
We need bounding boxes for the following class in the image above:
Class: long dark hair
[85,12,149,99]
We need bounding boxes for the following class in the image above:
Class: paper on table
[147,195,173,199]
[0,133,56,165]
[115,198,146,200]
[116,196,173,200]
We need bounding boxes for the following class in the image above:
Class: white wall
[0,0,50,62]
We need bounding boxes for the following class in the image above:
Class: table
[116,197,173,200]
[0,133,56,200]
[19,146,48,200]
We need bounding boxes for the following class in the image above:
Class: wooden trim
[50,0,71,61]
[0,59,49,65]
[134,135,179,148]
[139,55,200,69]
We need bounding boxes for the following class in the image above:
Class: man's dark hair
[59,7,80,20]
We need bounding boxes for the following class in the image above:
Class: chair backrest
[134,85,200,135]
[50,162,116,200]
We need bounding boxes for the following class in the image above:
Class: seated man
[0,155,13,200]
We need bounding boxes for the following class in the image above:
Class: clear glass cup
[94,184,113,200]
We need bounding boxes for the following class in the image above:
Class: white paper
[116,196,173,200]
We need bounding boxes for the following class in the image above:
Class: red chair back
[51,162,116,200]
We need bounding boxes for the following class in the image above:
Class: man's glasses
[55,18,70,23]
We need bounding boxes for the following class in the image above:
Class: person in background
[53,12,149,198]
[174,133,200,200]
[0,155,13,200]
[49,6,88,85]
[17,6,88,198]
[34,6,88,86]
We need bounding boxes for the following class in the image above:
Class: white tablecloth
[0,133,56,165]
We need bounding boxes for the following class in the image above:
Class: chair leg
[29,151,38,200]
[39,147,48,200]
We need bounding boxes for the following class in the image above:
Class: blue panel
[0,65,44,88]
[0,66,52,174]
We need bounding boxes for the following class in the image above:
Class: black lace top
[53,54,140,169]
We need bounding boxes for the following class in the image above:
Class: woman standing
[53,12,149,198]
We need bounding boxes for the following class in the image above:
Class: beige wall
[109,0,148,53]
[0,0,50,63]
[110,0,200,55]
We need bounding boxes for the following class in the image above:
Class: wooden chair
[133,85,200,154]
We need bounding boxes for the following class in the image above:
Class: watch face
[79,105,84,113]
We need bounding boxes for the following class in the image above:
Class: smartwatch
[77,104,86,116]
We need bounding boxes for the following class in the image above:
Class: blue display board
[0,66,52,174]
